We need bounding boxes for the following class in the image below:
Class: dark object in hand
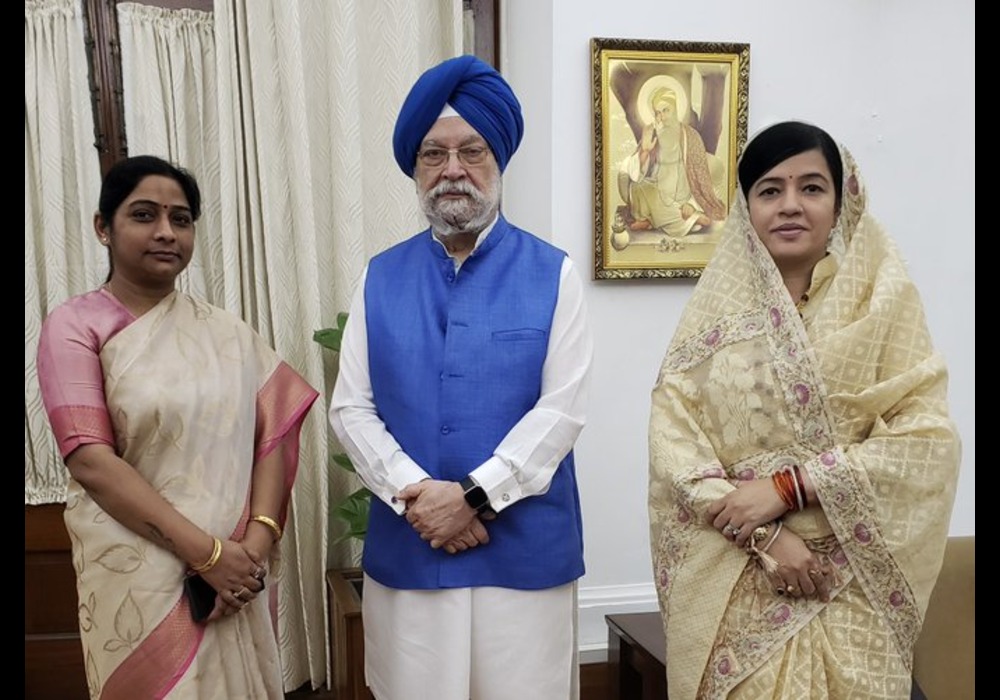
[184,573,217,622]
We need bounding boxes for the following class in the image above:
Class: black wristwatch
[460,477,496,519]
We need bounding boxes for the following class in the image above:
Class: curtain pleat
[24,0,103,504]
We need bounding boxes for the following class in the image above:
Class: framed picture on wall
[592,37,750,279]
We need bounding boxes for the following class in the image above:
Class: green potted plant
[314,311,372,545]
[315,312,373,700]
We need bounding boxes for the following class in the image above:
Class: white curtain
[24,0,103,504]
[118,0,462,689]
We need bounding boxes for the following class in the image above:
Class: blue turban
[393,55,524,177]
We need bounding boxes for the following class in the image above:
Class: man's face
[654,101,677,127]
[415,116,501,237]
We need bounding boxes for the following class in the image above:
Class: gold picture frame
[592,37,750,279]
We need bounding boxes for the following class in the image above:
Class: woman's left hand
[241,524,274,569]
[707,479,788,548]
[202,538,267,619]
[765,527,833,602]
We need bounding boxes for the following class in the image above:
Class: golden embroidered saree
[648,149,959,699]
[39,290,317,699]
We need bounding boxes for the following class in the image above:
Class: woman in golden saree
[648,122,959,699]
[37,156,318,698]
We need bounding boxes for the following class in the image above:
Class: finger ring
[786,584,797,594]
[776,587,786,596]
[254,567,266,581]
[233,586,248,601]
[731,526,741,536]
[808,569,822,577]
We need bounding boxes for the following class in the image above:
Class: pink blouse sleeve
[36,290,134,459]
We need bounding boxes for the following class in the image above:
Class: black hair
[98,155,202,226]
[738,122,843,208]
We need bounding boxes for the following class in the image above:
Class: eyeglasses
[416,145,491,168]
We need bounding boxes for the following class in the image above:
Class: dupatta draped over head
[648,142,959,699]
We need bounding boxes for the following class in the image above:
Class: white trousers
[362,575,579,700]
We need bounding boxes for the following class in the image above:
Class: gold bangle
[192,536,222,573]
[251,515,282,542]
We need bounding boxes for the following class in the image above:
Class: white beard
[420,176,501,237]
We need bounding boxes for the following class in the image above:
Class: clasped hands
[399,479,490,555]
[707,479,834,602]
[200,537,268,621]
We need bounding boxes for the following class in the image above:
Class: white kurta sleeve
[469,257,593,513]
[328,267,431,515]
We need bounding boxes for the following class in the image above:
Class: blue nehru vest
[362,217,584,590]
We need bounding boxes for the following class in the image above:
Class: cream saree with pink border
[45,291,315,699]
[648,149,959,699]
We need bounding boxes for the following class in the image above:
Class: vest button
[447,273,456,283]
[440,425,450,434]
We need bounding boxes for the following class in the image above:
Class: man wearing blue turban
[330,55,593,700]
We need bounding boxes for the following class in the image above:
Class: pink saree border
[99,597,205,700]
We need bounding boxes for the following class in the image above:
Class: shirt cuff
[384,452,432,515]
[469,456,524,514]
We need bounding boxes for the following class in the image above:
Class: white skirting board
[577,582,659,665]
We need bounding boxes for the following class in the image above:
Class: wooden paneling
[580,661,610,700]
[467,0,499,67]
[25,505,88,700]
[24,502,71,551]
[25,551,79,634]
[25,635,90,700]
[326,568,372,700]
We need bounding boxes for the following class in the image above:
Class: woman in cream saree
[37,156,318,699]
[648,122,959,699]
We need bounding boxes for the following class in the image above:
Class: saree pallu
[648,149,959,699]
[55,291,316,699]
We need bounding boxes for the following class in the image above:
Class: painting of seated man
[593,39,749,278]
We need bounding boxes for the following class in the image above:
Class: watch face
[469,487,489,510]
[463,481,489,511]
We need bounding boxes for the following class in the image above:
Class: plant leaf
[332,487,371,543]
[313,327,343,352]
[314,312,350,352]
[332,452,355,473]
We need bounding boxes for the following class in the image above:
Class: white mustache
[430,180,481,200]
